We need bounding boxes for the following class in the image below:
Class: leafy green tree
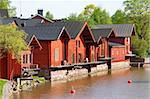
[124,0,150,57]
[0,25,28,60]
[67,4,112,27]
[0,0,9,9]
[0,0,16,17]
[67,13,80,21]
[111,10,128,24]
[131,36,148,57]
[45,11,53,20]
[91,8,112,25]
[80,4,97,19]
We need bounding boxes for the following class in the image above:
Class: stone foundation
[51,61,130,82]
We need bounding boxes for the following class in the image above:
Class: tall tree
[45,11,53,20]
[111,10,128,24]
[0,25,28,60]
[80,4,97,19]
[67,4,112,27]
[0,0,16,17]
[67,13,80,21]
[124,0,150,57]
[0,0,9,9]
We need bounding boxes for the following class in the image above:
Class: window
[26,54,28,63]
[54,48,59,61]
[72,53,75,63]
[76,40,80,48]
[29,54,32,63]
[23,55,25,64]
[78,53,82,62]
[101,43,105,57]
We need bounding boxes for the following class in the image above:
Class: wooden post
[87,65,91,73]
[107,60,111,70]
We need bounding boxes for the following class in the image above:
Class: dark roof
[91,28,113,41]
[52,21,85,39]
[109,42,125,47]
[0,9,8,18]
[22,26,66,41]
[31,14,53,23]
[0,18,44,27]
[94,24,135,37]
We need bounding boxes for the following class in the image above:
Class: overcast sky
[10,0,125,19]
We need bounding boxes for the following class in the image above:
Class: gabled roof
[31,14,53,23]
[91,28,114,42]
[27,35,42,49]
[0,9,8,18]
[22,26,70,41]
[0,18,45,27]
[52,21,85,39]
[94,24,135,37]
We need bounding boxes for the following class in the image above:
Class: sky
[10,0,125,19]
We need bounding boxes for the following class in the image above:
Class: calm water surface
[10,67,150,99]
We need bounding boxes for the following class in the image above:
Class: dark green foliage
[124,0,150,57]
[45,11,53,20]
[67,4,112,27]
[111,10,128,24]
[0,0,16,17]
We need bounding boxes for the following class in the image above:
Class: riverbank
[0,79,7,99]
[11,61,130,92]
[50,61,130,83]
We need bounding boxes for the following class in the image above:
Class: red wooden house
[93,24,136,62]
[0,35,41,79]
[92,28,116,60]
[52,21,96,64]
[23,26,71,68]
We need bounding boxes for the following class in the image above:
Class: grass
[32,76,45,82]
[0,79,7,99]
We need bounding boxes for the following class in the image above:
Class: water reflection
[10,67,150,99]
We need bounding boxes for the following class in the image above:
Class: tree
[111,10,128,24]
[124,0,150,57]
[80,4,97,19]
[0,0,16,17]
[67,4,112,27]
[0,25,28,60]
[91,8,112,25]
[67,13,80,21]
[45,11,53,20]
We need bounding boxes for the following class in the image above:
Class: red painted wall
[109,37,131,54]
[0,52,21,79]
[68,40,76,64]
[32,40,50,69]
[50,40,63,66]
[96,38,109,59]
[111,46,126,62]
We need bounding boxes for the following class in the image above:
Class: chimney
[37,9,43,16]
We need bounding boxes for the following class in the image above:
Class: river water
[10,67,150,99]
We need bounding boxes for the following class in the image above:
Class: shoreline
[8,61,131,98]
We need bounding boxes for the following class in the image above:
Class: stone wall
[51,61,130,82]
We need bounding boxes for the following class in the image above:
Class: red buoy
[70,86,76,94]
[70,89,76,94]
[128,80,132,83]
